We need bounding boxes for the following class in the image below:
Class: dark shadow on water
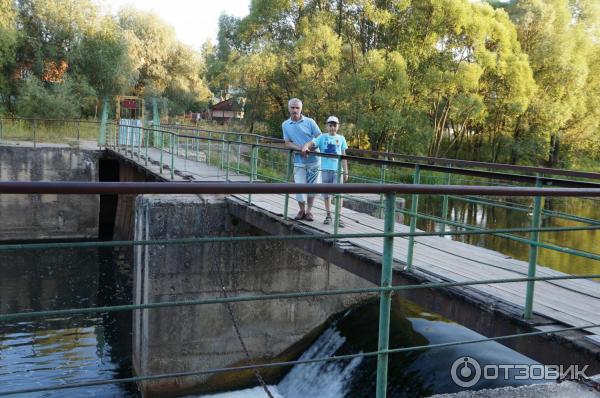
[275,297,542,398]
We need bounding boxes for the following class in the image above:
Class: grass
[0,118,100,144]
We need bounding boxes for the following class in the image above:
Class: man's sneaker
[324,215,332,225]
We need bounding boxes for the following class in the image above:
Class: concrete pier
[132,194,376,397]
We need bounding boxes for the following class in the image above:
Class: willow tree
[498,0,600,166]
[118,7,211,113]
[384,0,535,159]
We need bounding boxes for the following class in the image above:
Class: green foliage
[15,76,80,118]
[71,15,136,97]
[0,0,18,110]
[117,7,211,112]
[499,0,600,166]
[2,0,600,170]
[1,1,211,118]
[207,0,600,170]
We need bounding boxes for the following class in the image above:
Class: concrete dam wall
[133,194,376,397]
[0,145,100,241]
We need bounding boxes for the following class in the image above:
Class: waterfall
[277,326,363,398]
[198,319,360,398]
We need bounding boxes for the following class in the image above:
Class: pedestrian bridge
[102,123,600,335]
[1,118,600,397]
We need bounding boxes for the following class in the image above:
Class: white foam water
[277,327,362,398]
[198,385,284,398]
[197,323,361,398]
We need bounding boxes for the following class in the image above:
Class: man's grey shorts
[321,170,341,199]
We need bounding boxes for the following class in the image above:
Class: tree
[15,75,80,118]
[118,7,211,113]
[71,15,136,97]
[0,0,18,111]
[498,0,600,166]
[15,0,98,77]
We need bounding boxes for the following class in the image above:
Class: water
[0,246,577,397]
[0,246,139,397]
[198,299,543,398]
[414,195,600,275]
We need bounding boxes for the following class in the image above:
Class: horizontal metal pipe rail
[1,274,598,322]
[1,225,599,252]
[0,118,600,186]
[138,120,600,182]
[2,181,600,196]
[1,318,598,397]
[109,125,600,188]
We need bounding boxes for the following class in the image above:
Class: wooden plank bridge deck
[112,146,600,338]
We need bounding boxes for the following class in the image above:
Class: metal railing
[100,123,600,281]
[2,117,599,270]
[2,117,600,274]
[0,182,600,397]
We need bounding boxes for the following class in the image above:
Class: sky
[103,0,252,50]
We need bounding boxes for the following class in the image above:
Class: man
[282,98,321,221]
[302,116,348,226]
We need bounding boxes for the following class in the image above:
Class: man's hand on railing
[301,142,312,158]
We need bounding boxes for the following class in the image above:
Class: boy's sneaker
[324,214,332,225]
[338,219,345,228]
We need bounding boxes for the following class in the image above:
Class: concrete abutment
[0,146,100,241]
[132,194,376,397]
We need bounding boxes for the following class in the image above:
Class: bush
[15,76,81,119]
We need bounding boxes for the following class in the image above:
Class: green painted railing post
[152,97,160,149]
[207,132,212,165]
[32,119,37,148]
[283,149,293,220]
[137,126,142,161]
[111,123,116,150]
[98,96,108,146]
[379,164,387,218]
[333,156,343,238]
[248,144,257,204]
[185,137,189,162]
[76,120,80,145]
[376,192,396,398]
[195,135,199,162]
[170,133,175,180]
[225,141,231,181]
[439,172,451,234]
[129,124,134,158]
[159,131,164,174]
[0,117,3,142]
[406,164,421,271]
[237,135,242,173]
[144,128,148,166]
[524,177,544,319]
[221,133,226,170]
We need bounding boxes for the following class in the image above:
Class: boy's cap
[326,116,339,124]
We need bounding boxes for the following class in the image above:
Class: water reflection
[413,195,600,275]
[0,247,138,397]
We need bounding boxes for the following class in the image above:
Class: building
[209,98,244,123]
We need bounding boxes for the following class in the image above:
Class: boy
[302,116,348,226]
